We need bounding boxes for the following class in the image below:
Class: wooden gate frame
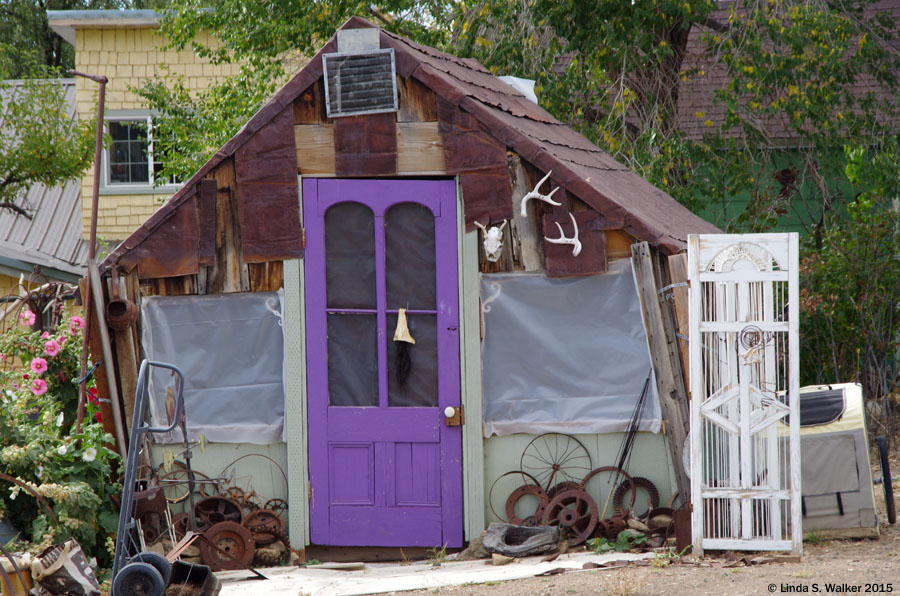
[688,233,801,556]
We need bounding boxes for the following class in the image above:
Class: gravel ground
[388,451,900,596]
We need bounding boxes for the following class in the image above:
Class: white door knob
[444,406,456,418]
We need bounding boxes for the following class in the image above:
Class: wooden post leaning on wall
[631,242,691,504]
[108,269,142,435]
[666,253,691,392]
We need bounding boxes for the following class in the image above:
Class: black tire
[877,436,896,525]
[113,561,165,596]
[130,551,172,586]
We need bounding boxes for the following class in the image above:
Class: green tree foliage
[800,140,900,432]
[0,0,159,77]
[0,71,95,217]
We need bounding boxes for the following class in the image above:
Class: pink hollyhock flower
[69,316,85,334]
[58,334,66,344]
[41,332,50,339]
[31,379,47,396]
[19,310,36,326]
[57,371,66,383]
[44,340,61,357]
[30,358,48,374]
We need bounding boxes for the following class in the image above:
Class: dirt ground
[388,452,900,596]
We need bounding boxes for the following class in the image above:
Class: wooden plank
[282,259,310,545]
[293,78,330,125]
[505,154,544,272]
[89,261,129,458]
[459,198,486,539]
[667,253,690,393]
[396,75,438,122]
[606,230,634,259]
[631,242,691,506]
[397,122,445,174]
[248,261,284,292]
[108,272,141,435]
[295,124,336,175]
[83,276,119,451]
[206,159,249,294]
[197,179,217,267]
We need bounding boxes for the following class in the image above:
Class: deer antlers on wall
[519,170,561,217]
[544,212,582,257]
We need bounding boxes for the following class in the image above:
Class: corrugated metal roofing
[0,79,88,278]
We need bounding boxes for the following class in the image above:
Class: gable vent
[322,48,398,118]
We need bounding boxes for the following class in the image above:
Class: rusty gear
[250,524,291,567]
[579,466,636,516]
[243,509,285,546]
[612,477,660,519]
[542,488,598,546]
[200,521,255,571]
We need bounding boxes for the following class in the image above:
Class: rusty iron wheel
[520,433,592,491]
[542,488,599,546]
[505,483,549,526]
[488,470,543,523]
[194,496,243,532]
[243,509,285,546]
[199,521,255,571]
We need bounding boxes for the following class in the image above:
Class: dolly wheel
[130,552,172,586]
[113,561,165,596]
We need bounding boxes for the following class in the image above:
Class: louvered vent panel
[323,49,398,118]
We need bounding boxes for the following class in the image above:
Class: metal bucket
[167,561,221,596]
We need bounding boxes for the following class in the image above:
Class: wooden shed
[91,17,719,554]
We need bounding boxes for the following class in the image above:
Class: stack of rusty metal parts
[489,433,677,548]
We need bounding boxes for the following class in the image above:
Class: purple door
[303,178,462,547]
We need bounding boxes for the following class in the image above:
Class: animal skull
[474,220,508,262]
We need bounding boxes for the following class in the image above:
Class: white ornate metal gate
[688,234,801,555]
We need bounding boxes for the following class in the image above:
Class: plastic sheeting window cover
[480,259,661,437]
[141,291,285,444]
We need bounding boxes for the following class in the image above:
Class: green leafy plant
[587,531,648,554]
[0,308,121,567]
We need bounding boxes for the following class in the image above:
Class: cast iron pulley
[505,483,549,526]
[199,521,256,571]
[542,487,599,546]
[243,509,285,546]
[194,496,243,532]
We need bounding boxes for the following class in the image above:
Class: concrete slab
[216,551,653,596]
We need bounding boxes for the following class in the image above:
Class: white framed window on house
[101,111,181,194]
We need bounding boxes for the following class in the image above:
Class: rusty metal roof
[104,18,718,271]
[0,79,88,281]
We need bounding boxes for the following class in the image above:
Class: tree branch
[0,201,33,220]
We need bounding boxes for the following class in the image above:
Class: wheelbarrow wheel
[130,551,172,586]
[113,561,165,596]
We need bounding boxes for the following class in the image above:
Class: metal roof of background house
[0,79,88,282]
[678,0,900,141]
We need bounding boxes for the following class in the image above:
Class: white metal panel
[689,233,801,556]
